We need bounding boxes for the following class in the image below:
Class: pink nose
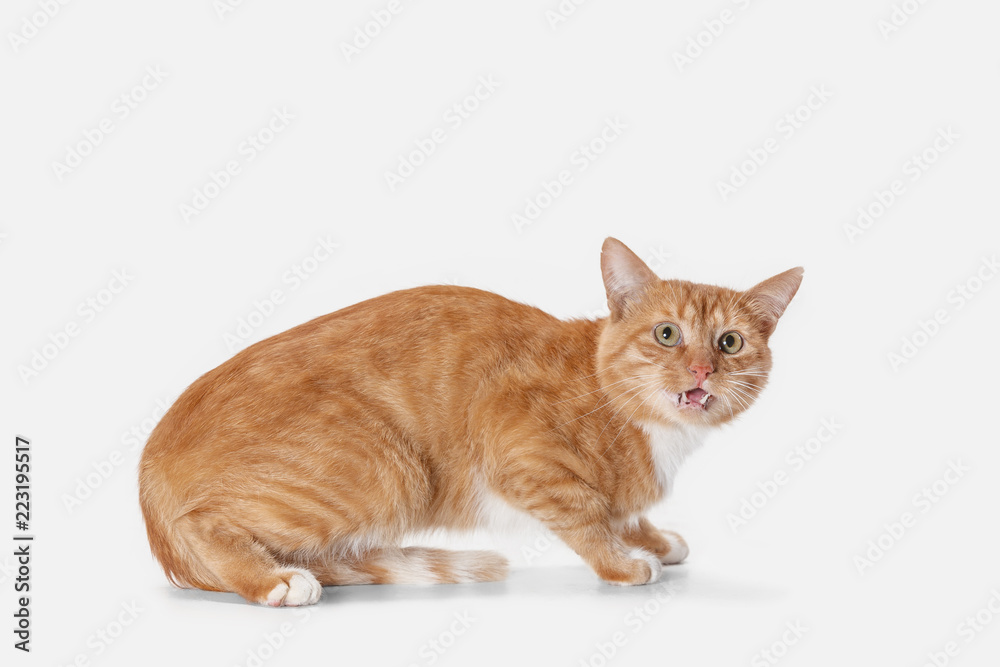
[688,364,713,386]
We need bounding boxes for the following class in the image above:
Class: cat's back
[143,285,573,461]
[317,284,554,332]
[280,284,562,357]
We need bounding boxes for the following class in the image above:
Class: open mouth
[671,387,714,411]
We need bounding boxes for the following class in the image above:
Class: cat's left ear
[745,267,804,335]
[601,237,659,317]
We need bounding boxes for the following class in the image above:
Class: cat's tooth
[699,393,710,405]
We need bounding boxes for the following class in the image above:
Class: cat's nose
[688,364,713,386]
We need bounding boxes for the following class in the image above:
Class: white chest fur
[639,421,707,496]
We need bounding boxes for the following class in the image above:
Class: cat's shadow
[167,564,783,607]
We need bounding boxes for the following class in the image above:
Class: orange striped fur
[138,238,802,605]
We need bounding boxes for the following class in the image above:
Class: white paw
[265,568,322,607]
[610,549,663,586]
[660,531,689,565]
[634,548,664,583]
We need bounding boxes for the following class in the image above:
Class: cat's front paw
[657,530,689,565]
[604,549,663,586]
[622,518,690,566]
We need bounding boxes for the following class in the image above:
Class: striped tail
[310,547,509,586]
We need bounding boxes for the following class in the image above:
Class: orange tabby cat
[139,238,802,606]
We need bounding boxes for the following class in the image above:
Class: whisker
[546,379,661,432]
[727,379,762,392]
[597,387,660,461]
[727,390,751,412]
[729,380,758,395]
[550,373,661,406]
[626,353,673,373]
[727,385,758,412]
[728,387,760,403]
[565,366,614,384]
[726,381,755,405]
[591,379,662,445]
[716,392,735,419]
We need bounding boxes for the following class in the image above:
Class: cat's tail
[308,546,509,586]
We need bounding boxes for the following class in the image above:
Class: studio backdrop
[3,1,999,666]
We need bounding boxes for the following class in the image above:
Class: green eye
[653,323,682,347]
[719,331,743,354]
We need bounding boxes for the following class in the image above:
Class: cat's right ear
[601,237,659,317]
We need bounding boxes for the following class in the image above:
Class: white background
[3,1,1000,665]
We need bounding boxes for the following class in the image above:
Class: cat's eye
[719,331,744,354]
[653,323,682,347]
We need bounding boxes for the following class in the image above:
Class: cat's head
[596,238,802,428]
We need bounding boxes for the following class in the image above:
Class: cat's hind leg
[175,511,322,606]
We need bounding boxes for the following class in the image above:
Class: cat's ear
[601,238,659,316]
[745,267,804,334]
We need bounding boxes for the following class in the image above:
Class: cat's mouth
[670,387,714,411]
